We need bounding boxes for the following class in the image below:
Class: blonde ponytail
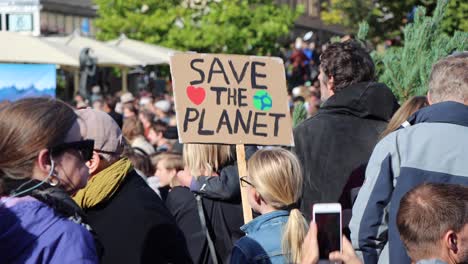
[282,208,308,263]
[248,148,308,263]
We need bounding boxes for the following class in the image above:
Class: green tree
[438,0,468,34]
[321,0,467,42]
[292,102,307,128]
[363,0,467,102]
[94,0,302,55]
[322,0,418,42]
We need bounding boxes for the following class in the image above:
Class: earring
[48,174,61,187]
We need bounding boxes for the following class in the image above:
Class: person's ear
[327,75,335,95]
[169,168,177,179]
[86,151,101,175]
[427,91,434,105]
[251,188,263,207]
[443,231,458,254]
[36,149,53,175]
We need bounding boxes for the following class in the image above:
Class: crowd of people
[0,39,467,264]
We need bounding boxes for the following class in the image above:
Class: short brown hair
[151,120,168,135]
[320,40,375,93]
[122,117,144,141]
[150,152,184,187]
[428,53,468,103]
[0,98,77,193]
[397,183,468,260]
[125,147,154,176]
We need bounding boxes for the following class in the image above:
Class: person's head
[76,109,125,176]
[122,117,144,142]
[122,103,137,118]
[103,96,118,113]
[154,153,184,188]
[120,92,135,105]
[380,95,429,139]
[124,147,153,177]
[147,120,168,146]
[397,183,468,264]
[428,53,468,105]
[154,100,171,117]
[318,40,375,100]
[183,144,231,177]
[0,98,93,195]
[138,110,154,129]
[92,99,103,111]
[74,94,85,103]
[245,148,307,263]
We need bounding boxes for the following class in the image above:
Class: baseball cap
[76,108,125,155]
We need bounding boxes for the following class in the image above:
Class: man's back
[294,82,397,219]
[86,170,190,264]
[350,101,468,264]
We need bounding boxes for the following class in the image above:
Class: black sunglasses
[49,140,95,161]
[240,176,255,188]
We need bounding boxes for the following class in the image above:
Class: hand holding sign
[170,53,293,224]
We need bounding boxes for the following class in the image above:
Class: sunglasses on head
[49,140,95,161]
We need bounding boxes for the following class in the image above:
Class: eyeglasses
[240,176,255,188]
[49,140,95,161]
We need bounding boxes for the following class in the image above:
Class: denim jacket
[230,210,290,264]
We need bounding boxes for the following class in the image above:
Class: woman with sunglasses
[0,98,98,263]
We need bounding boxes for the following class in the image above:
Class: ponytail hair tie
[280,200,301,212]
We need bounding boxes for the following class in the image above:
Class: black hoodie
[294,82,398,221]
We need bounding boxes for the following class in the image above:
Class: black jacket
[165,186,213,264]
[85,170,191,264]
[294,82,398,221]
[190,145,258,201]
[188,146,257,262]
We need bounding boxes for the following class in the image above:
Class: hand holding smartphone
[313,203,342,263]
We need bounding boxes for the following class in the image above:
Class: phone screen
[315,212,341,260]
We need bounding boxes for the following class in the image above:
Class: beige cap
[120,92,135,104]
[76,108,125,154]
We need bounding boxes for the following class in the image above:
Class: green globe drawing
[253,90,272,111]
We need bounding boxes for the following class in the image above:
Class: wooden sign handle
[236,144,253,223]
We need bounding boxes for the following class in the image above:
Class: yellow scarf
[73,158,133,209]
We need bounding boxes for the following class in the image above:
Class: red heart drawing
[186,86,206,105]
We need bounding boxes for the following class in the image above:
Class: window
[6,13,34,32]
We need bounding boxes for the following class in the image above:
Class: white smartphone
[313,203,342,262]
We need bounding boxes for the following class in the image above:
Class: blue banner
[0,64,56,102]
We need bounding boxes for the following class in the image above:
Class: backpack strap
[195,194,219,264]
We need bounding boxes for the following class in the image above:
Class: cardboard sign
[170,53,293,146]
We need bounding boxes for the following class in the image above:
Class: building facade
[277,0,345,42]
[0,0,97,36]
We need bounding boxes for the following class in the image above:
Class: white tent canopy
[44,33,144,67]
[0,31,78,67]
[107,34,176,65]
[43,33,148,92]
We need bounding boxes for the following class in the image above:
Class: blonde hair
[183,144,231,177]
[247,148,308,263]
[380,96,428,139]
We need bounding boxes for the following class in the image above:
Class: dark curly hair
[320,40,375,93]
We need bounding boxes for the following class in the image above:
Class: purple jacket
[0,196,98,263]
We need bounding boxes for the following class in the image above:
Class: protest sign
[169,53,293,146]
